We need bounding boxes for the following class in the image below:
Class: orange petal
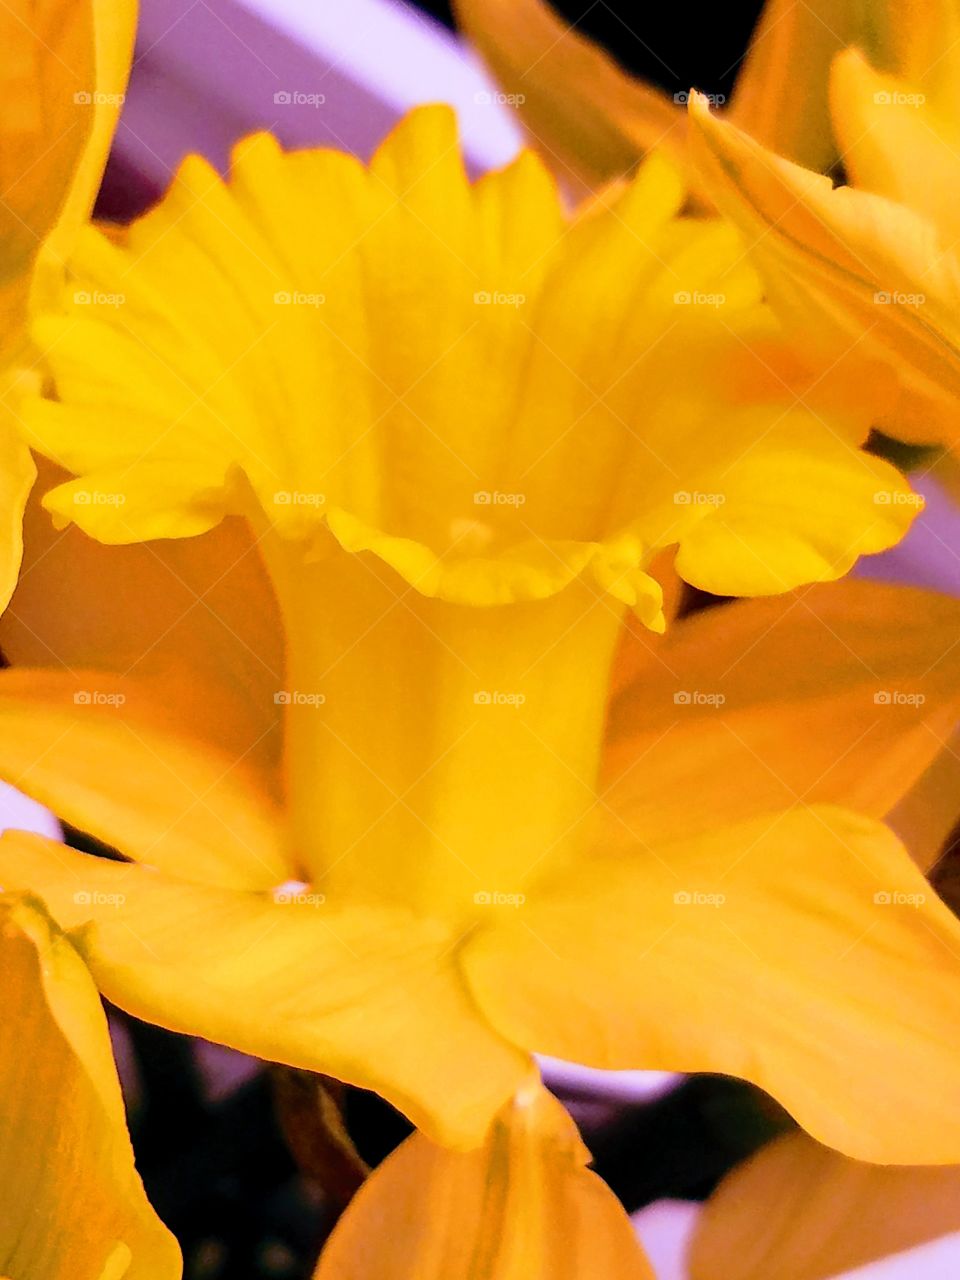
[0,835,530,1148]
[452,0,685,194]
[690,1130,960,1280]
[0,892,180,1279]
[0,667,287,889]
[602,580,960,846]
[464,806,960,1163]
[314,1081,654,1279]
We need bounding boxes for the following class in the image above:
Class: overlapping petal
[314,1081,654,1279]
[689,1130,960,1280]
[602,580,960,845]
[462,805,960,1163]
[688,91,960,445]
[0,834,529,1148]
[0,0,136,610]
[0,893,180,1280]
[0,667,285,888]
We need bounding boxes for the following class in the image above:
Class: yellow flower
[0,892,180,1279]
[689,1128,960,1280]
[312,1073,655,1279]
[0,0,136,609]
[0,108,953,1157]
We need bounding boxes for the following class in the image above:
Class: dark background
[412,0,766,99]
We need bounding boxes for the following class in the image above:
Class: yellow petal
[0,0,135,360]
[463,806,960,1163]
[729,0,860,171]
[602,580,960,845]
[314,1081,654,1280]
[0,893,179,1280]
[0,668,287,890]
[0,835,530,1148]
[689,1130,960,1280]
[452,0,685,194]
[830,48,960,245]
[688,91,960,446]
[864,0,960,118]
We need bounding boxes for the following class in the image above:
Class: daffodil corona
[3,107,957,1158]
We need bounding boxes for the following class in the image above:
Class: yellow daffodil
[0,892,180,1279]
[0,106,954,1160]
[312,1074,654,1279]
[0,0,136,609]
[689,1128,960,1280]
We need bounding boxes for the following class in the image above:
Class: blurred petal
[688,92,960,446]
[602,581,960,845]
[0,0,136,354]
[689,1130,960,1280]
[0,892,180,1280]
[0,406,35,611]
[0,667,287,889]
[314,1082,654,1279]
[729,0,858,170]
[830,49,960,245]
[0,835,530,1148]
[887,726,960,870]
[464,806,960,1163]
[452,0,685,193]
